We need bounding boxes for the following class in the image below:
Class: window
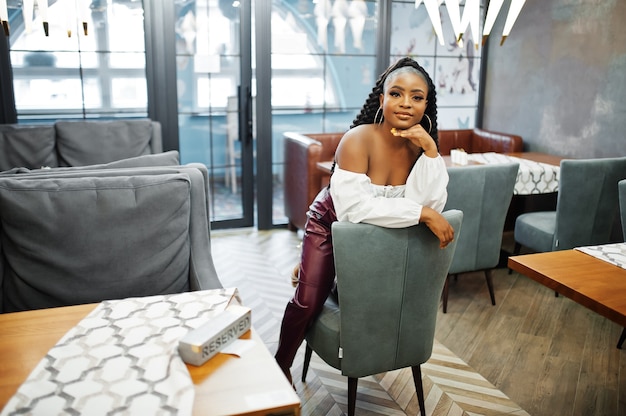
[391,0,482,129]
[8,0,148,121]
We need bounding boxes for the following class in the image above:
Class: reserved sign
[178,304,252,366]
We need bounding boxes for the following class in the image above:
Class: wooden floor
[437,232,626,416]
[210,228,626,416]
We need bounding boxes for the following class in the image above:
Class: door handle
[237,85,253,146]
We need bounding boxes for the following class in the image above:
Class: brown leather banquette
[283,128,523,231]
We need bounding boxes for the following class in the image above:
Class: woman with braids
[275,57,455,384]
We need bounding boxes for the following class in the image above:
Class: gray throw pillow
[0,152,180,178]
[97,151,180,168]
[50,151,180,171]
[0,124,57,171]
[55,120,154,166]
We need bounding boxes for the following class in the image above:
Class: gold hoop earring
[374,107,383,125]
[423,114,432,134]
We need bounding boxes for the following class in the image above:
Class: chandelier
[416,0,526,48]
[0,0,90,37]
[1,0,526,43]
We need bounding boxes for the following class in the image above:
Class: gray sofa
[0,159,223,313]
[0,119,162,171]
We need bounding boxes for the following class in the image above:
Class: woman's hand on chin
[391,124,438,157]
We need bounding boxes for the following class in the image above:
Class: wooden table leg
[617,327,626,349]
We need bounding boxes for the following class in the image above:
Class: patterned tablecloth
[1,288,240,416]
[467,152,560,195]
[575,243,626,270]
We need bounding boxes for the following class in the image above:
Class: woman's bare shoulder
[335,125,376,171]
[339,124,375,146]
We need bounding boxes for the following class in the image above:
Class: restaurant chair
[513,157,626,255]
[301,210,463,416]
[441,163,519,313]
[283,131,344,231]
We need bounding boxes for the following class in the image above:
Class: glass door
[175,0,254,229]
[264,0,379,228]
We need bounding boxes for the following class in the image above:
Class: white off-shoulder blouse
[329,154,448,228]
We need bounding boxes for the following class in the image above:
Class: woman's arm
[405,156,453,248]
[405,153,449,212]
[330,125,454,247]
[329,167,423,228]
[330,154,453,247]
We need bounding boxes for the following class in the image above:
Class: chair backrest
[553,157,626,250]
[0,165,222,313]
[444,163,519,273]
[54,120,163,166]
[331,209,462,378]
[618,179,626,241]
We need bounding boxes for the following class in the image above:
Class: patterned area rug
[211,228,530,416]
[295,340,530,415]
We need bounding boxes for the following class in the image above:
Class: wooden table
[508,250,626,348]
[505,151,563,166]
[0,303,301,415]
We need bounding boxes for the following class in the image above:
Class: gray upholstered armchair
[0,164,222,313]
[442,163,519,312]
[301,210,463,416]
[513,157,626,255]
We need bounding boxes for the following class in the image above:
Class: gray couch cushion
[0,125,57,171]
[0,173,192,312]
[47,151,180,171]
[55,120,154,166]
[0,151,180,177]
[96,150,179,169]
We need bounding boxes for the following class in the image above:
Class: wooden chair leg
[442,275,450,313]
[348,377,358,416]
[617,327,626,349]
[302,343,313,382]
[411,366,426,416]
[485,269,496,305]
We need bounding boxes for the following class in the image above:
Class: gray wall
[481,0,626,159]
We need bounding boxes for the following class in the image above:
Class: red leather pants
[275,187,337,374]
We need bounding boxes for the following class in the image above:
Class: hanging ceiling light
[36,0,49,36]
[481,0,504,45]
[0,0,9,36]
[64,0,75,37]
[1,0,89,37]
[423,0,445,46]
[80,0,89,36]
[23,0,34,33]
[500,0,526,45]
[445,0,480,49]
[445,0,462,40]
[415,0,525,47]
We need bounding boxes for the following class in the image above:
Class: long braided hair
[329,57,439,179]
[351,57,439,149]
